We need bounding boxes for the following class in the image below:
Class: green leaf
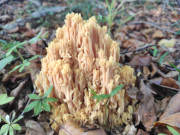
[0,94,14,105]
[167,126,180,135]
[6,47,15,57]
[43,97,58,102]
[12,124,21,131]
[23,100,39,113]
[5,115,10,124]
[159,51,169,65]
[153,46,158,57]
[34,101,42,115]
[9,127,14,135]
[0,55,14,71]
[43,85,53,98]
[11,111,16,122]
[93,94,110,99]
[18,65,25,72]
[29,30,43,44]
[158,133,167,135]
[12,116,23,124]
[0,124,9,134]
[89,88,98,96]
[0,116,9,124]
[9,64,21,73]
[28,94,40,99]
[166,60,180,73]
[41,101,51,112]
[110,85,124,97]
[28,55,39,61]
[23,61,30,67]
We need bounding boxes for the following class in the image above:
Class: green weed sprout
[23,85,58,116]
[89,84,124,127]
[0,112,23,135]
[0,94,14,105]
[158,125,180,135]
[0,30,48,73]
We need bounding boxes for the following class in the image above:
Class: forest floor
[0,0,180,135]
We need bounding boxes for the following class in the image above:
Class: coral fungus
[35,13,136,130]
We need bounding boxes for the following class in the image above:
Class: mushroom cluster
[35,13,136,130]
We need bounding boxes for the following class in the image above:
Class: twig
[129,21,176,34]
[0,0,10,6]
[120,44,155,54]
[0,6,67,30]
[19,87,36,116]
[176,0,180,8]
[50,117,73,135]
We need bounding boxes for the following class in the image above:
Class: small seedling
[0,94,14,105]
[89,84,124,127]
[0,30,48,73]
[23,85,58,116]
[0,112,23,135]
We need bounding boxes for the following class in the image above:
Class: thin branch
[120,44,155,54]
[19,87,36,116]
[50,117,73,135]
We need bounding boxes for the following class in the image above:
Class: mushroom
[35,13,136,130]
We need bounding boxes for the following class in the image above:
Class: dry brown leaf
[24,29,36,38]
[25,120,46,135]
[161,78,179,89]
[129,55,152,67]
[122,39,144,50]
[134,80,156,131]
[59,121,84,135]
[154,112,180,134]
[160,92,180,120]
[59,121,106,135]
[82,129,106,135]
[145,79,179,97]
[30,59,41,84]
[152,30,164,38]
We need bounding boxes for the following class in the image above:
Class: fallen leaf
[82,129,106,135]
[129,55,152,67]
[122,39,144,50]
[152,30,164,38]
[154,112,180,134]
[24,29,36,38]
[25,120,46,135]
[161,78,179,89]
[160,92,180,120]
[145,79,179,97]
[158,39,176,48]
[134,80,156,131]
[59,121,84,135]
[59,121,106,135]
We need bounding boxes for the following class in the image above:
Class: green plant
[172,20,180,36]
[165,60,180,82]
[0,30,48,72]
[105,0,138,35]
[151,47,180,82]
[23,85,58,116]
[89,84,124,127]
[158,125,180,135]
[0,94,14,105]
[0,85,58,134]
[0,112,23,135]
